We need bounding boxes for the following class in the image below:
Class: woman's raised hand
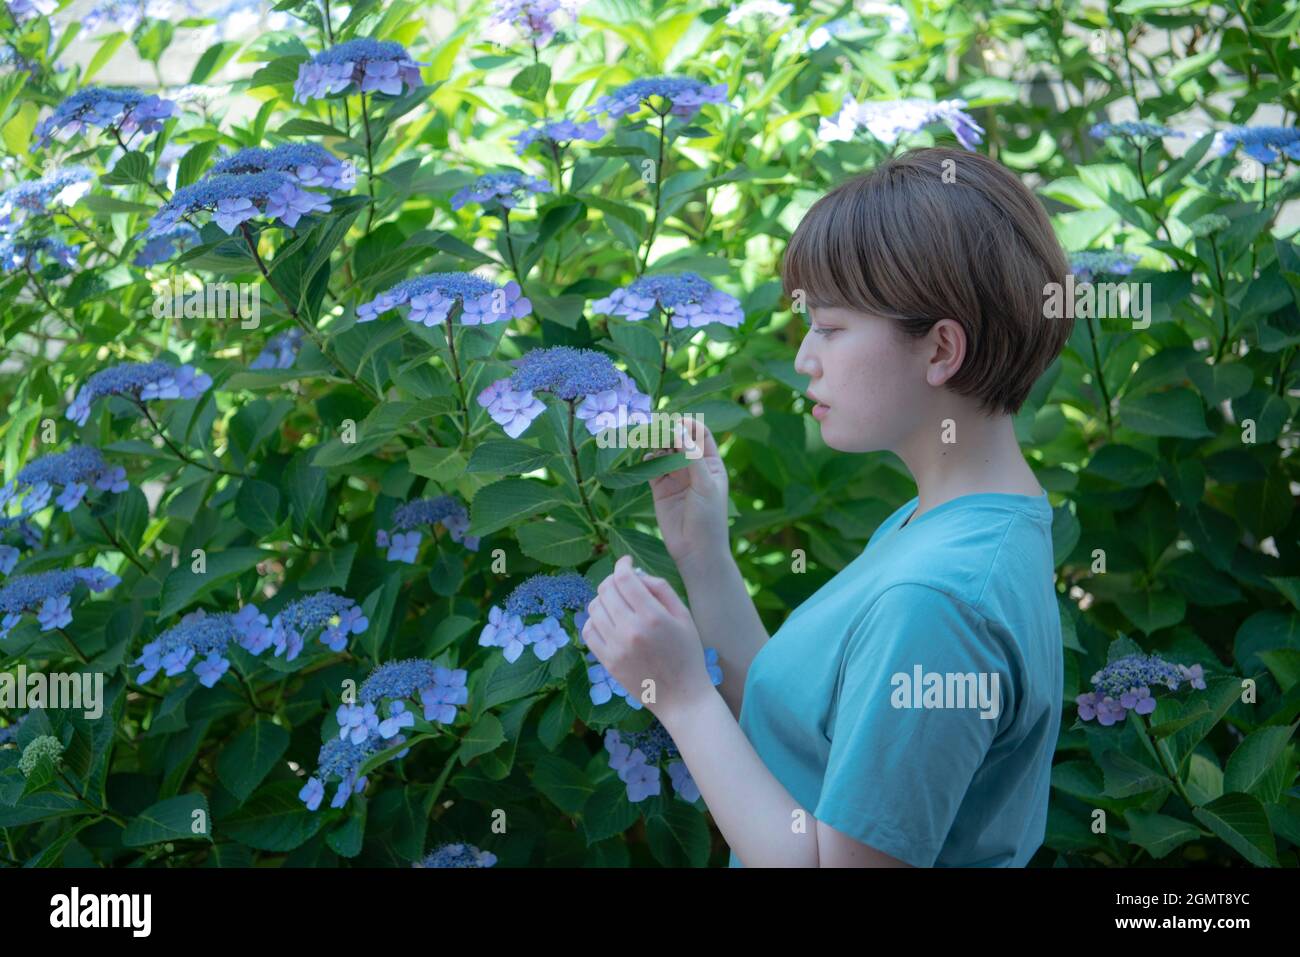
[644,417,730,569]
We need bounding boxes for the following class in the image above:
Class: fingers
[594,563,637,620]
[609,554,662,616]
[641,574,689,619]
[582,615,608,654]
[585,599,618,653]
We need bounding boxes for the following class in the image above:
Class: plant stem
[1084,312,1114,437]
[136,400,239,476]
[566,400,606,545]
[1210,237,1231,361]
[55,627,89,663]
[93,513,153,577]
[637,110,668,277]
[443,311,469,441]
[361,92,377,231]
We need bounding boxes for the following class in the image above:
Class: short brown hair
[780,147,1071,416]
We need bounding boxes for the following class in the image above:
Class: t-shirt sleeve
[813,582,1012,867]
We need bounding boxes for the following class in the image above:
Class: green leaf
[219,780,327,852]
[84,32,128,84]
[597,451,688,489]
[646,800,711,867]
[1098,748,1170,798]
[467,478,563,537]
[1117,389,1213,438]
[580,776,640,844]
[532,754,593,814]
[250,54,308,89]
[510,63,550,102]
[190,40,241,84]
[1125,810,1202,859]
[235,479,282,535]
[466,439,554,475]
[1191,792,1278,867]
[408,447,467,483]
[1114,589,1185,635]
[1223,724,1298,799]
[517,518,593,566]
[457,713,506,765]
[123,793,212,846]
[216,719,290,803]
[100,151,154,187]
[176,141,218,189]
[158,547,271,619]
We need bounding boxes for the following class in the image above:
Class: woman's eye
[812,327,836,337]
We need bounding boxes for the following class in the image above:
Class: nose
[794,321,820,380]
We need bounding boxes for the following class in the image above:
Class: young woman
[580,147,1070,867]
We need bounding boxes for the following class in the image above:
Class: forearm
[660,687,818,867]
[675,547,769,720]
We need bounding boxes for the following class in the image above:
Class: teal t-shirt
[728,490,1062,868]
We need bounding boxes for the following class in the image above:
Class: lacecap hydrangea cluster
[207,144,356,191]
[1069,250,1141,284]
[33,87,176,149]
[134,605,271,688]
[1090,121,1184,142]
[819,96,984,151]
[0,237,79,272]
[0,166,93,225]
[356,272,532,326]
[592,76,730,120]
[0,567,120,639]
[65,359,212,427]
[376,495,480,563]
[476,346,653,440]
[588,272,744,332]
[479,571,594,664]
[413,842,497,867]
[293,38,424,104]
[1210,125,1300,165]
[0,445,128,517]
[299,658,469,811]
[145,171,331,237]
[512,116,604,152]
[605,723,700,803]
[249,327,306,370]
[450,170,552,212]
[483,0,583,48]
[1076,653,1206,726]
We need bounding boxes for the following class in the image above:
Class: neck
[893,409,1040,522]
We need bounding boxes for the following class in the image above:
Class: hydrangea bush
[0,0,1297,870]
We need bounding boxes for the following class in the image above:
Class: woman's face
[793,305,931,454]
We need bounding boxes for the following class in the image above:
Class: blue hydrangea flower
[820,96,983,151]
[413,842,497,867]
[512,116,605,152]
[299,735,378,811]
[593,76,730,120]
[1210,125,1300,165]
[450,170,552,212]
[375,495,480,561]
[83,0,182,34]
[358,657,469,725]
[667,759,700,802]
[293,38,424,104]
[1069,250,1141,284]
[133,604,270,686]
[603,727,671,802]
[8,0,58,22]
[208,145,356,190]
[483,0,582,47]
[477,346,652,439]
[268,591,368,661]
[249,327,305,370]
[0,167,93,227]
[1090,121,1184,142]
[145,171,331,237]
[589,272,744,331]
[0,516,42,577]
[1076,653,1205,726]
[65,359,212,427]
[356,272,531,326]
[10,445,128,517]
[587,653,636,707]
[132,223,200,268]
[0,567,120,640]
[33,87,176,149]
[0,237,80,272]
[479,571,594,664]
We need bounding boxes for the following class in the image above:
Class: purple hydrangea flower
[0,237,80,272]
[573,370,652,436]
[145,171,329,237]
[0,567,120,640]
[593,76,730,120]
[132,223,200,267]
[1076,652,1205,725]
[589,272,744,331]
[337,701,380,745]
[478,605,530,663]
[354,658,471,728]
[479,572,594,664]
[133,605,270,685]
[1069,250,1142,284]
[375,495,480,560]
[450,170,552,212]
[249,327,306,370]
[65,359,212,427]
[1211,125,1300,165]
[356,272,531,326]
[420,667,469,724]
[512,116,605,152]
[293,38,424,104]
[207,145,356,190]
[269,591,368,662]
[587,653,636,707]
[523,614,569,660]
[483,0,583,48]
[33,87,176,149]
[819,96,984,151]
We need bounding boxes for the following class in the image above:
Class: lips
[806,393,828,407]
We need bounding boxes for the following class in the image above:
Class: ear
[925,318,966,387]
